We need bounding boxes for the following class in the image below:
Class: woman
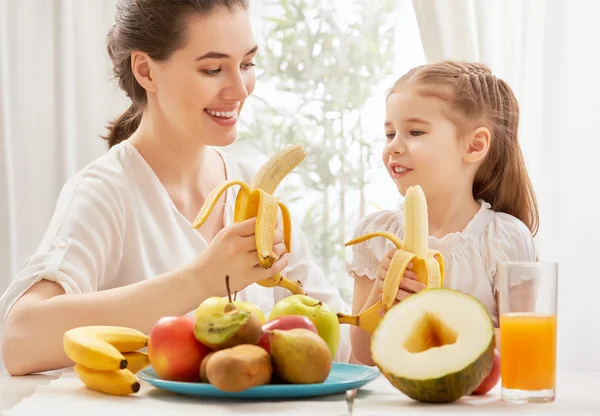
[0,0,351,375]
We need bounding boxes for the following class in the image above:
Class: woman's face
[149,7,257,147]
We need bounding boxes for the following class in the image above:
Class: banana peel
[191,145,307,295]
[337,185,445,333]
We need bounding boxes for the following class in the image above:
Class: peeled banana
[64,326,148,396]
[337,185,445,333]
[191,145,307,295]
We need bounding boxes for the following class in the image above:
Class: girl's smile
[388,162,413,179]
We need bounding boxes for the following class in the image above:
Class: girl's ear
[463,126,491,164]
[131,51,158,93]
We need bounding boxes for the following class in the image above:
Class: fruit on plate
[63,326,148,371]
[269,294,340,358]
[371,288,496,403]
[194,306,262,351]
[122,351,150,374]
[471,349,501,395]
[337,185,444,333]
[199,351,216,383]
[73,364,140,396]
[194,276,262,350]
[258,315,318,352]
[190,145,307,295]
[268,328,332,384]
[148,316,211,382]
[196,296,266,324]
[205,344,273,392]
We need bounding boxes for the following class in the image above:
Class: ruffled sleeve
[344,210,403,280]
[481,212,537,292]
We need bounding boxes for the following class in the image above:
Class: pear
[196,296,266,324]
[269,328,332,384]
[193,276,262,350]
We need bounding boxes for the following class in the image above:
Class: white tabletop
[1,369,599,415]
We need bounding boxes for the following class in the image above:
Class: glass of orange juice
[498,261,558,404]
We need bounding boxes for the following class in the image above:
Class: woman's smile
[203,105,239,127]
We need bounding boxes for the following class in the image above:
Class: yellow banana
[253,189,280,268]
[191,145,307,295]
[337,185,444,333]
[63,326,148,371]
[123,351,150,374]
[74,364,140,396]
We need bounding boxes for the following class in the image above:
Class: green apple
[195,297,266,324]
[268,295,339,358]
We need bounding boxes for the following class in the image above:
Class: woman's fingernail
[378,309,385,317]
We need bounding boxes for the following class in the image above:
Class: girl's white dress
[345,201,537,326]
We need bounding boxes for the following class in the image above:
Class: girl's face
[148,7,257,147]
[382,85,467,198]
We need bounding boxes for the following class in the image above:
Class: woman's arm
[1,265,214,376]
[2,218,289,376]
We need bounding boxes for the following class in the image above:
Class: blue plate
[138,363,380,399]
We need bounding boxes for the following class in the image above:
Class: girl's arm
[494,289,500,351]
[349,275,379,366]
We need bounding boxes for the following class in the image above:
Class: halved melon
[371,288,495,403]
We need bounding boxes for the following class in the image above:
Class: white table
[1,369,599,415]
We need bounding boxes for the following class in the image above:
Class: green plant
[237,0,397,299]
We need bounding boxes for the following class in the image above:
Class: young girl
[0,0,350,375]
[346,60,538,366]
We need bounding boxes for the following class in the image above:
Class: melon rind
[379,338,494,403]
[371,288,496,403]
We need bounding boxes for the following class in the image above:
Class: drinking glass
[498,261,558,403]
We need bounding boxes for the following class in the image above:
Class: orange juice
[499,313,557,390]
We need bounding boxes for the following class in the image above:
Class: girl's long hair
[391,60,539,235]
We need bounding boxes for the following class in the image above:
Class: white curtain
[3,0,598,374]
[0,0,126,298]
[413,0,600,373]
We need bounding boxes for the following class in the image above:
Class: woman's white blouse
[0,140,352,365]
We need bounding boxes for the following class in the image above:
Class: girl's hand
[375,248,426,314]
[190,218,290,296]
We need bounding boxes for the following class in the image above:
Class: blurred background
[0,0,598,373]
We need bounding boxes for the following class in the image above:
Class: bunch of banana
[63,326,149,396]
[191,145,307,295]
[337,185,445,333]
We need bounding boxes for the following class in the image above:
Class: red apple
[148,316,211,382]
[258,315,318,352]
[472,349,501,395]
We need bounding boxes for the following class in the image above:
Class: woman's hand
[374,248,426,315]
[190,218,290,296]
